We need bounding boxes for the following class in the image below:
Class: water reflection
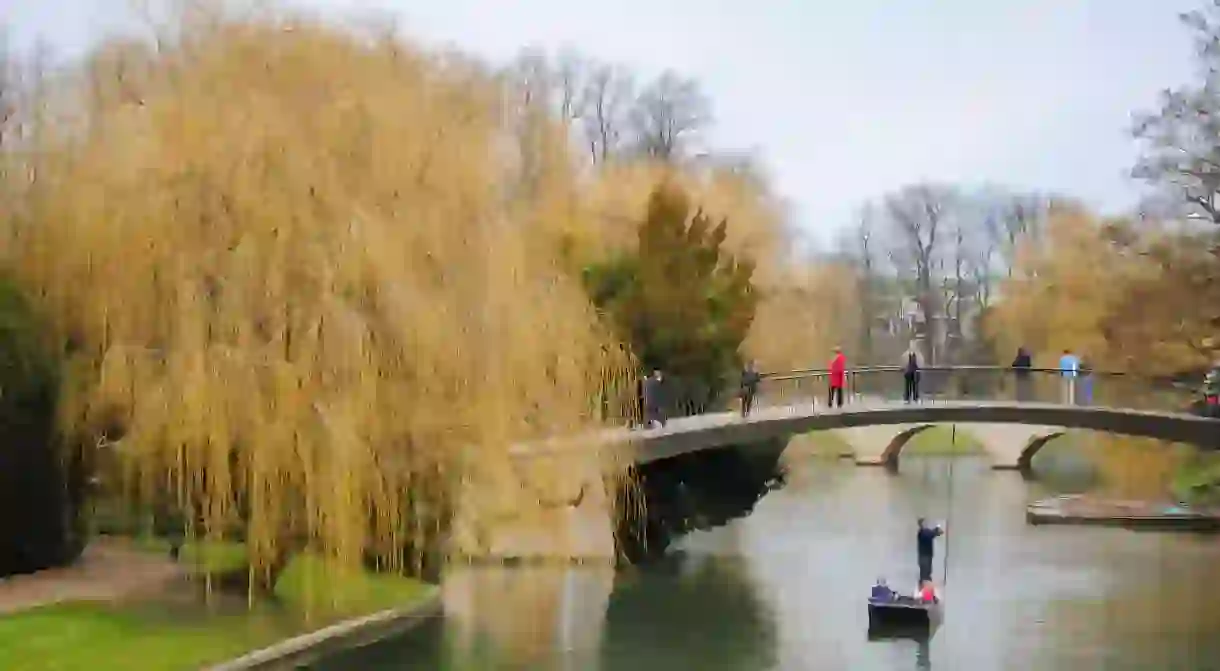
[313,451,1220,671]
[598,550,777,670]
[442,564,614,670]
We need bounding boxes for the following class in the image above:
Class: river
[311,450,1220,670]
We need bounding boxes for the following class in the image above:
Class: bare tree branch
[580,63,633,164]
[882,184,959,364]
[1132,4,1220,224]
[628,70,711,162]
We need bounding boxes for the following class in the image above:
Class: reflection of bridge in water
[516,366,1220,474]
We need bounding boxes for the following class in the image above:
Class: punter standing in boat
[916,518,944,583]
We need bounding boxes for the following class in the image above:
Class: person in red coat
[828,346,846,408]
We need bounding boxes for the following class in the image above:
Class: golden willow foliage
[581,162,786,269]
[0,12,636,583]
[744,262,858,371]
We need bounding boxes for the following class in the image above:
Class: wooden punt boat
[867,594,942,637]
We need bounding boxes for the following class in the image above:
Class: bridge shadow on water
[615,437,790,564]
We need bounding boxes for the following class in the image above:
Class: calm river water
[312,452,1220,671]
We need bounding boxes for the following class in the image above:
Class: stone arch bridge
[521,365,1219,468]
[461,366,1220,562]
[624,400,1220,472]
[833,421,1066,472]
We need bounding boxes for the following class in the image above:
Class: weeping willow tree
[0,7,636,602]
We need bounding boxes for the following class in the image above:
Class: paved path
[0,537,184,615]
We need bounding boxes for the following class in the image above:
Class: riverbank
[1172,452,1220,505]
[0,538,437,671]
[1027,494,1220,532]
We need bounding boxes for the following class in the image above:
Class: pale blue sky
[7,1,1202,245]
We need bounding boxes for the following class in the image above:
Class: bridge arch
[838,422,1069,473]
[1015,431,1068,474]
[878,424,937,471]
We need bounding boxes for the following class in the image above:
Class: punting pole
[943,424,956,589]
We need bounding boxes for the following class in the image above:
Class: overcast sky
[7,0,1204,245]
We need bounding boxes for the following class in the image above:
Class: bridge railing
[749,366,1200,415]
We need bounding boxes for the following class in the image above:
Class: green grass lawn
[1172,452,1220,505]
[128,537,250,575]
[0,601,287,671]
[788,430,854,458]
[0,550,435,671]
[794,425,984,458]
[273,553,434,618]
[902,425,985,455]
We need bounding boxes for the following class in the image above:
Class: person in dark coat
[740,360,762,417]
[642,369,666,428]
[1011,346,1033,402]
[634,376,646,428]
[902,343,923,403]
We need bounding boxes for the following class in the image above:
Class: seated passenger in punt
[870,577,895,602]
[917,580,940,604]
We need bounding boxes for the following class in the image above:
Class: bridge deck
[509,399,1220,463]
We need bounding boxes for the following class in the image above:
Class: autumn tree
[583,184,758,407]
[987,206,1141,369]
[0,12,648,599]
[1098,224,1220,372]
[1120,0,1220,371]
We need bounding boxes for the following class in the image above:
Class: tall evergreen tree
[0,277,82,577]
[584,183,757,406]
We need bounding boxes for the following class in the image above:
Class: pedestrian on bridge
[740,360,761,417]
[902,343,923,403]
[1011,347,1033,402]
[1078,356,1094,405]
[643,369,666,428]
[829,347,847,408]
[1059,349,1080,405]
